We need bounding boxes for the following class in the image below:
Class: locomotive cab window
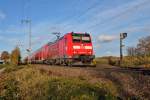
[72,33,91,43]
[72,34,81,42]
[82,34,91,43]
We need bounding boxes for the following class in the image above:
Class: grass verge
[0,66,118,100]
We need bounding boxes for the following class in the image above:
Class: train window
[82,36,91,43]
[82,34,91,43]
[72,33,91,43]
[72,34,81,42]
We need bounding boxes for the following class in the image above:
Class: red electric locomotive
[29,32,96,66]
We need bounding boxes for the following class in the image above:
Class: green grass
[0,66,118,100]
[47,78,117,100]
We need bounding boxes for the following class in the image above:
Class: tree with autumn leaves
[0,51,10,64]
[0,47,21,65]
[10,46,21,65]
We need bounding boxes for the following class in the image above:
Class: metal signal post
[120,33,127,65]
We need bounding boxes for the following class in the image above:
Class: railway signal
[120,33,127,65]
[120,33,127,39]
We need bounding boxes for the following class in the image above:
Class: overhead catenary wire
[61,0,150,33]
[62,1,101,29]
[86,0,150,31]
[22,0,150,49]
[27,0,99,45]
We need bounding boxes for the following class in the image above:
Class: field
[0,64,150,100]
[96,56,150,68]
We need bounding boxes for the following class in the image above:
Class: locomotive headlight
[73,46,80,49]
[85,46,92,49]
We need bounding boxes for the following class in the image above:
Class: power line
[61,0,150,32]
[28,0,100,45]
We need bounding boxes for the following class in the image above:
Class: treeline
[125,36,150,67]
[0,46,21,65]
[127,36,150,57]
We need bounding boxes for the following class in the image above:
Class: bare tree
[137,36,150,56]
[127,47,136,56]
[127,36,150,66]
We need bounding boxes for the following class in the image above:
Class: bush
[108,57,117,66]
[120,56,150,67]
[95,58,109,65]
[2,78,20,100]
[47,78,117,100]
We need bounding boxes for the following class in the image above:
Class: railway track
[88,66,150,76]
[118,67,150,75]
[35,64,150,76]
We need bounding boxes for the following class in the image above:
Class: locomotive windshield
[72,34,81,42]
[72,33,91,43]
[82,34,91,43]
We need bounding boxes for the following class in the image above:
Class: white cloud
[98,35,118,43]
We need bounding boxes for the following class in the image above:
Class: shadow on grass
[91,68,142,100]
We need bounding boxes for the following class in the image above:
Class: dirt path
[35,64,150,99]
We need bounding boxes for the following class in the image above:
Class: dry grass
[121,56,150,67]
[37,65,119,96]
[96,56,150,68]
[36,65,150,99]
[1,64,149,99]
[0,65,118,100]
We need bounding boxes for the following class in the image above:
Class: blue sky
[0,0,150,57]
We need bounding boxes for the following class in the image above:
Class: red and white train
[27,32,96,66]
